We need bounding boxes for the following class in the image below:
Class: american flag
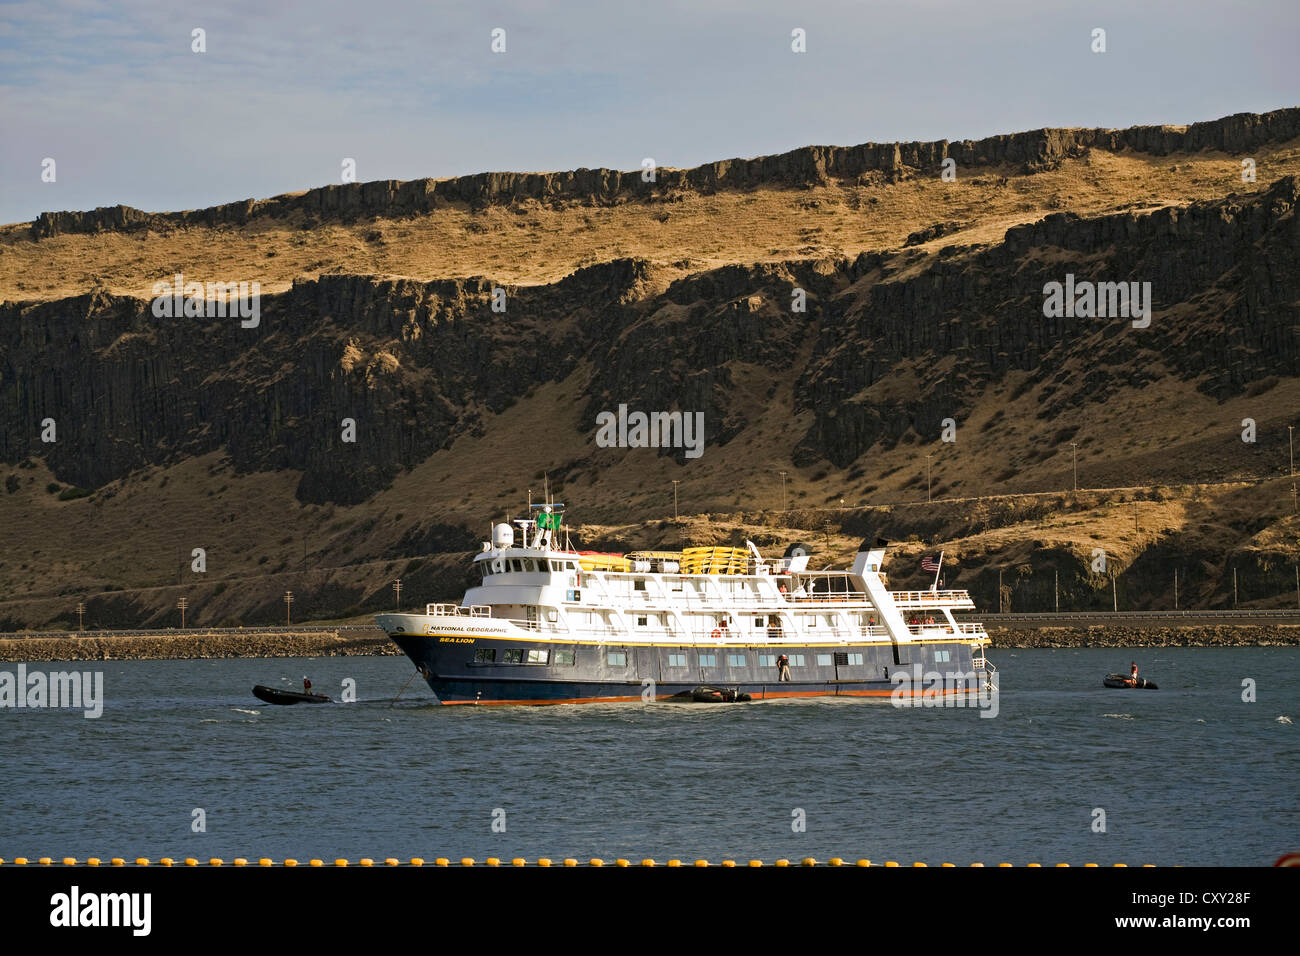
[921,555,941,572]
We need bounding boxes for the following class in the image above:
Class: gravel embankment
[0,630,400,662]
[988,624,1300,648]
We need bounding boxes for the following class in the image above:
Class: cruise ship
[376,507,994,705]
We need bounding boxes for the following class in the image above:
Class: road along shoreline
[0,629,399,662]
[0,623,1297,661]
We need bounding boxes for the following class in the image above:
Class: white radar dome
[492,523,515,549]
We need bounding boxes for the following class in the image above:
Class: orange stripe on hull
[437,687,980,705]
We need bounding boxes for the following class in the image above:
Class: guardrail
[971,609,1300,622]
[0,624,388,639]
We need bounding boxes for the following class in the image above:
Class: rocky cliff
[4,177,1297,506]
[28,108,1300,238]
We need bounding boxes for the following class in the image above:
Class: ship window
[637,616,647,627]
[503,649,524,664]
[758,654,776,667]
[667,653,686,667]
[935,649,951,663]
[699,654,717,667]
[547,609,558,622]
[634,579,646,591]
[728,654,746,667]
[608,651,627,666]
[526,649,549,664]
[848,653,864,666]
[834,652,849,666]
[754,616,765,628]
[807,615,817,627]
[788,654,805,666]
[817,654,833,666]
[555,651,575,666]
[474,648,496,663]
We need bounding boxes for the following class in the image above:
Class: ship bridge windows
[667,653,687,668]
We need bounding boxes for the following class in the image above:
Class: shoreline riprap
[0,624,1296,662]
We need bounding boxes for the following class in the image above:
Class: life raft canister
[710,628,721,640]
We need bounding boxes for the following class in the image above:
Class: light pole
[1289,425,1294,476]
[779,471,788,512]
[671,480,679,520]
[76,601,85,632]
[393,577,402,611]
[177,597,188,629]
[1070,443,1078,491]
[284,591,294,626]
[925,455,933,503]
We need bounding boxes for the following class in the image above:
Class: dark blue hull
[390,632,985,705]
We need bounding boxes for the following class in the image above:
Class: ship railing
[905,624,958,636]
[783,591,868,603]
[956,622,987,635]
[890,590,973,605]
[425,603,491,617]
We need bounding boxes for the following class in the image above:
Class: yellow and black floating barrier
[0,856,1157,867]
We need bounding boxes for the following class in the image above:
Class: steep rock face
[0,262,648,502]
[797,176,1300,466]
[28,109,1300,237]
[3,180,1297,502]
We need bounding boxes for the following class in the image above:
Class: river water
[1,647,1295,866]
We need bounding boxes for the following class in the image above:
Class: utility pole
[1295,564,1298,610]
[925,455,933,503]
[1054,569,1059,613]
[1233,569,1238,609]
[1174,568,1179,610]
[393,578,402,611]
[177,597,188,629]
[1070,442,1078,492]
[76,601,85,632]
[1293,483,1297,515]
[284,591,294,626]
[671,480,679,520]
[779,471,788,512]
[1289,425,1294,476]
[998,568,1004,613]
[1111,571,1117,612]
[1134,501,1139,536]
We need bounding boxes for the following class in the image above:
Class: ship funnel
[492,523,515,549]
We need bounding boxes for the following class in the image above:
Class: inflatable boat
[252,685,333,705]
[1103,674,1158,689]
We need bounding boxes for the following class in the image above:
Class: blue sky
[1,0,1296,224]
